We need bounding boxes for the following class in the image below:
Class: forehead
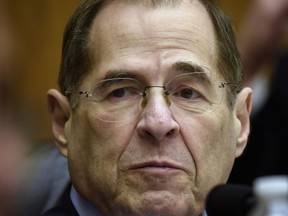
[87,0,218,80]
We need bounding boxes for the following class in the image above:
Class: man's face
[57,1,249,216]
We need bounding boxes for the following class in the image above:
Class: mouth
[129,161,184,173]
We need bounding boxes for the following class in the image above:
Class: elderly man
[44,0,252,215]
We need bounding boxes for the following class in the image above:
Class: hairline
[62,0,241,109]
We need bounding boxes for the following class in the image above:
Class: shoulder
[41,186,79,216]
[41,205,78,216]
[41,199,79,216]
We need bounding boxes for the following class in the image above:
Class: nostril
[167,130,174,135]
[137,118,180,141]
[142,130,153,139]
[167,129,175,136]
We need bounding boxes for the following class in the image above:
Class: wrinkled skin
[48,1,252,215]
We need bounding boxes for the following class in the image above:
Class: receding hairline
[86,0,211,72]
[102,0,186,8]
[95,0,203,19]
[62,0,241,109]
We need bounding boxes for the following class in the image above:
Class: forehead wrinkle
[114,30,213,57]
[111,8,216,60]
[97,1,214,48]
[89,0,218,81]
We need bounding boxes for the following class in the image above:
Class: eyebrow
[172,61,205,73]
[102,62,212,83]
[171,61,212,84]
[104,69,138,80]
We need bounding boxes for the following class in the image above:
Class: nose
[136,88,180,141]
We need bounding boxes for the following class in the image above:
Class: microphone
[206,184,256,216]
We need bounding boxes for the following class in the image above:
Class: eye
[111,88,126,98]
[94,78,143,103]
[108,87,137,99]
[179,88,199,99]
[173,86,201,100]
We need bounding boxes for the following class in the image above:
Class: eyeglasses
[76,71,232,122]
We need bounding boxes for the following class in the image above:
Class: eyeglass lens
[80,72,224,122]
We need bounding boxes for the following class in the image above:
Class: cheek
[86,112,136,160]
[179,114,224,154]
[67,109,136,195]
[179,111,237,182]
[70,110,131,157]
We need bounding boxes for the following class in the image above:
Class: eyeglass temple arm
[219,82,241,93]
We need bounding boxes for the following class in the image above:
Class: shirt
[71,186,103,216]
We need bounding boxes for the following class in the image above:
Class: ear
[234,87,253,157]
[47,89,70,157]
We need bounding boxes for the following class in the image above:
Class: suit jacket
[41,185,79,216]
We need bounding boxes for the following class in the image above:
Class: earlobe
[47,89,70,157]
[235,87,253,157]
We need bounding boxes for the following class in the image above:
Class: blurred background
[2,0,251,141]
[2,0,81,141]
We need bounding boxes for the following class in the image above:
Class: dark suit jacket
[41,185,79,216]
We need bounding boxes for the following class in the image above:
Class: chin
[113,191,201,216]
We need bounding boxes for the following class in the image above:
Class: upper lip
[129,160,184,170]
